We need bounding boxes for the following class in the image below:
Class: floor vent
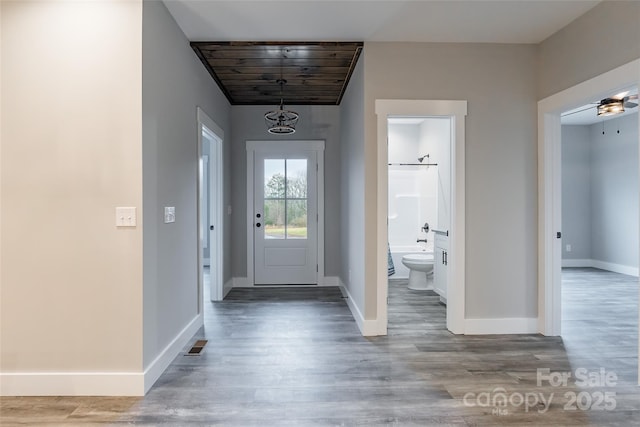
[185,339,208,356]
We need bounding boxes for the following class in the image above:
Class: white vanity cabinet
[433,232,448,303]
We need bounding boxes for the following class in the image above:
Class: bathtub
[389,244,433,279]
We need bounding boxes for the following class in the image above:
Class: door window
[263,158,308,239]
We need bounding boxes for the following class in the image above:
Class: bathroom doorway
[386,116,451,332]
[375,99,467,335]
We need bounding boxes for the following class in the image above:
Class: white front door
[252,148,318,285]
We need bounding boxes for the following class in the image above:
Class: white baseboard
[223,278,234,296]
[465,317,538,335]
[232,276,342,287]
[338,278,384,336]
[0,371,144,396]
[561,258,592,268]
[0,314,204,397]
[591,260,639,277]
[143,313,203,394]
[320,276,340,286]
[562,258,639,277]
[232,277,252,287]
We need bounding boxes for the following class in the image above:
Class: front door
[253,148,318,285]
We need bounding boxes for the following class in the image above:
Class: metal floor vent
[185,339,208,356]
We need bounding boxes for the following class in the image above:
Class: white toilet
[401,253,435,290]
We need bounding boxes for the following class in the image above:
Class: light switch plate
[164,206,176,223]
[116,207,136,227]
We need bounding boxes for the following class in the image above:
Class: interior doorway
[537,59,640,383]
[375,100,467,336]
[386,116,452,332]
[197,108,224,303]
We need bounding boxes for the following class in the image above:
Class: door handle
[209,225,214,231]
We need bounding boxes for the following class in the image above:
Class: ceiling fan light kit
[597,98,625,117]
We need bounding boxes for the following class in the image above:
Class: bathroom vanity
[433,231,448,304]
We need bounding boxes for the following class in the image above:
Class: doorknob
[256,222,261,228]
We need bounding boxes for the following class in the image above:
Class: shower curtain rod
[387,163,438,166]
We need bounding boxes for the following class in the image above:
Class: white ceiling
[163,0,600,44]
[561,88,639,126]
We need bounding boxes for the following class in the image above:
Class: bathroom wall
[419,118,451,233]
[561,113,639,275]
[388,122,437,253]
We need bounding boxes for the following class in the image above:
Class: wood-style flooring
[1,268,638,426]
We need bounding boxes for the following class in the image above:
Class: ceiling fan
[562,90,638,119]
[597,92,638,117]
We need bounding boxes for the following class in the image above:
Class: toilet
[401,253,435,290]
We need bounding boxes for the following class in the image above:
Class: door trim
[197,107,225,303]
[246,140,325,286]
[537,58,640,337]
[375,100,467,335]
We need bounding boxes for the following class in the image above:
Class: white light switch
[116,207,136,227]
[164,206,176,223]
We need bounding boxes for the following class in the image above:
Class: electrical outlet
[164,207,176,223]
[566,244,572,252]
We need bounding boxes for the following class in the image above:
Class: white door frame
[246,140,325,286]
[197,107,225,302]
[537,58,640,338]
[376,100,467,335]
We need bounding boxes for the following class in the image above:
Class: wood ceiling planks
[191,42,363,105]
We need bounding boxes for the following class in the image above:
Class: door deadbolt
[256,213,261,218]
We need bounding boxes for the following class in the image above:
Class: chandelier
[264,79,299,135]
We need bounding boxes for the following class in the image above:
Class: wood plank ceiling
[191,42,363,106]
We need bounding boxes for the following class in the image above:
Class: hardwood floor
[1,268,638,425]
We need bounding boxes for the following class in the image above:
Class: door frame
[376,100,467,335]
[197,107,225,303]
[537,59,640,339]
[246,140,325,286]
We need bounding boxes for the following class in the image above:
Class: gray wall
[230,105,341,278]
[142,0,231,368]
[561,125,592,260]
[363,42,539,319]
[538,1,640,100]
[339,56,366,312]
[591,114,639,268]
[562,114,639,269]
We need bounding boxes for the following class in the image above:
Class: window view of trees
[264,161,307,239]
